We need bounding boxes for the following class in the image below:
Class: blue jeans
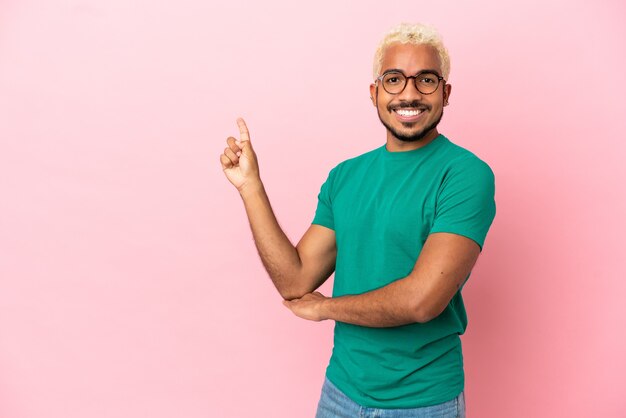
[315,377,466,418]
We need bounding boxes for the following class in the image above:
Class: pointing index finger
[236,117,250,142]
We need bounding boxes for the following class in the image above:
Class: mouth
[391,107,427,123]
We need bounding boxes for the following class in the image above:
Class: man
[220,22,495,418]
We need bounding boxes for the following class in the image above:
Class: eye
[383,72,404,85]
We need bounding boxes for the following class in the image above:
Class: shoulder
[439,136,495,180]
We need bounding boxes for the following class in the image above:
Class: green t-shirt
[312,134,496,408]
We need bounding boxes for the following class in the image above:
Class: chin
[378,109,444,143]
[394,129,432,142]
[387,120,435,143]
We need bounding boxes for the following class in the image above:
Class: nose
[396,79,422,102]
[396,76,423,101]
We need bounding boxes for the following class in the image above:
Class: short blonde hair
[372,22,450,81]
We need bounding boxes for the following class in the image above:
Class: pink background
[1,0,625,417]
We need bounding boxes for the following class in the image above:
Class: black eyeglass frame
[375,70,445,95]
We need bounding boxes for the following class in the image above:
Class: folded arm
[282,232,481,327]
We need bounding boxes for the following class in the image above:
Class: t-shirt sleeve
[311,166,336,230]
[429,158,496,251]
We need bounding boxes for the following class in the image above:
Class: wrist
[238,179,264,199]
[319,296,332,321]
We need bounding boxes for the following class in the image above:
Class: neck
[385,128,440,152]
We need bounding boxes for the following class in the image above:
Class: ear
[369,83,377,107]
[443,83,452,106]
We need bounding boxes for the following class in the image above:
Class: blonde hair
[372,22,450,81]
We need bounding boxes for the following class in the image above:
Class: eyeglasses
[375,70,445,95]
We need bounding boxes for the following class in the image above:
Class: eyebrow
[382,68,441,76]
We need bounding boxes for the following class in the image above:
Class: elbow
[414,310,437,324]
[274,271,306,300]
[413,309,432,324]
[278,273,318,300]
[279,286,307,301]
[413,303,444,324]
[280,291,301,301]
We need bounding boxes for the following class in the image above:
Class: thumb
[235,138,253,154]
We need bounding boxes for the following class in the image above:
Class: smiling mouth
[392,107,427,122]
[394,108,423,117]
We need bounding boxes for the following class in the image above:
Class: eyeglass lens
[382,72,440,95]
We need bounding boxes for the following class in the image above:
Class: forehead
[380,43,442,74]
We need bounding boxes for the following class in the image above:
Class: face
[369,43,451,144]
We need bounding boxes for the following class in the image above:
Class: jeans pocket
[457,391,466,418]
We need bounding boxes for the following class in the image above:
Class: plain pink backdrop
[1,0,625,417]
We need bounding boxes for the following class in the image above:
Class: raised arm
[220,118,337,300]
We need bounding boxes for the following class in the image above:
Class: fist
[220,118,261,193]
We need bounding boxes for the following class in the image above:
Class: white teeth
[395,109,422,116]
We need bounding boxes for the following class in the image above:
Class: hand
[220,118,261,194]
[282,291,329,322]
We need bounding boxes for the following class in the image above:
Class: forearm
[239,183,302,298]
[320,275,421,327]
[284,234,478,327]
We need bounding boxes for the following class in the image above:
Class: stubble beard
[377,106,444,143]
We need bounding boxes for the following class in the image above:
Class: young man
[220,23,495,418]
